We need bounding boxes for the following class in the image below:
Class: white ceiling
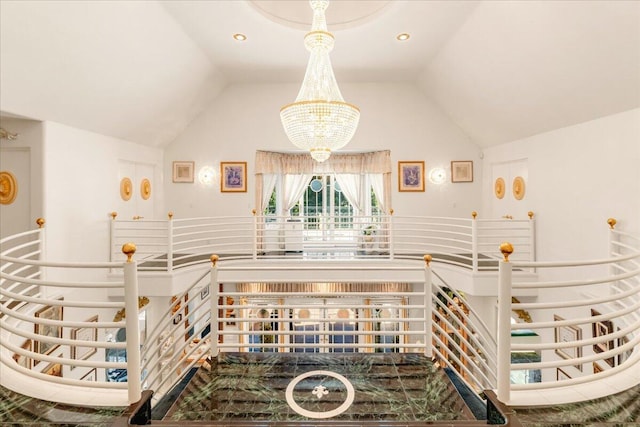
[1,0,638,148]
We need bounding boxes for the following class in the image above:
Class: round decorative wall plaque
[140,178,151,200]
[0,171,18,205]
[513,176,526,200]
[494,177,505,199]
[120,177,133,201]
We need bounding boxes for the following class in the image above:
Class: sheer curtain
[255,149,392,216]
[284,174,312,214]
[334,174,362,213]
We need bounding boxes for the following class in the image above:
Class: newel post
[471,211,478,271]
[167,212,174,271]
[122,243,142,405]
[252,209,258,260]
[423,254,433,357]
[209,255,220,358]
[496,242,513,404]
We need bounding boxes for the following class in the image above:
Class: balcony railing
[1,214,638,410]
[110,213,536,272]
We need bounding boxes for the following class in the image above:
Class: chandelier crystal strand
[280,0,360,162]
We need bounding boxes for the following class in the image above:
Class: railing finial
[499,242,513,262]
[423,254,432,267]
[211,254,220,266]
[122,243,137,262]
[528,211,534,219]
[168,211,174,220]
[607,218,617,229]
[36,218,45,228]
[252,209,257,216]
[110,212,117,220]
[390,208,394,216]
[471,211,477,219]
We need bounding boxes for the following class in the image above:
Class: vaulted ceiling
[1,0,638,148]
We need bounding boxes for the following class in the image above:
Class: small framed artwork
[451,161,473,183]
[556,367,571,381]
[200,286,210,300]
[398,161,425,192]
[617,328,630,366]
[221,161,247,192]
[173,313,183,325]
[172,161,195,183]
[553,315,583,371]
[80,368,97,382]
[42,362,62,377]
[591,308,614,366]
[70,316,98,368]
[12,339,32,369]
[34,300,64,359]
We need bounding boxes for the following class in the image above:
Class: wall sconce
[198,166,216,185]
[429,167,447,184]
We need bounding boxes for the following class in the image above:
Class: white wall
[163,82,483,219]
[42,121,164,264]
[0,117,44,237]
[482,108,640,380]
[482,108,640,262]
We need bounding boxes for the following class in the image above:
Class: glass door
[288,299,360,353]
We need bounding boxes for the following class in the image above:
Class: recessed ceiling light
[396,33,410,41]
[233,33,247,41]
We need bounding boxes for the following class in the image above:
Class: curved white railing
[109,213,536,271]
[496,224,640,405]
[3,214,639,411]
[0,225,142,406]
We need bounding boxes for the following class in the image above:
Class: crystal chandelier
[280,0,360,163]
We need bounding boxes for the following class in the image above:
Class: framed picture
[42,362,62,377]
[70,316,98,368]
[617,327,630,366]
[172,161,195,183]
[556,367,571,381]
[80,368,97,382]
[221,161,247,192]
[398,161,425,192]
[553,315,582,371]
[591,308,614,366]
[200,286,210,300]
[12,339,32,369]
[34,300,63,359]
[451,160,473,183]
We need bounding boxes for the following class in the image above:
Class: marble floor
[0,382,126,426]
[162,352,478,422]
[1,352,639,425]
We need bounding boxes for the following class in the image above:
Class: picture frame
[70,316,98,368]
[591,308,614,367]
[398,161,425,192]
[553,315,583,371]
[172,161,195,183]
[42,361,62,377]
[200,286,210,300]
[617,327,630,366]
[12,339,32,370]
[220,161,247,193]
[34,300,63,359]
[556,367,571,381]
[451,160,473,183]
[80,368,97,382]
[593,362,604,374]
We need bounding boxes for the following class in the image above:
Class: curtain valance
[255,150,392,175]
